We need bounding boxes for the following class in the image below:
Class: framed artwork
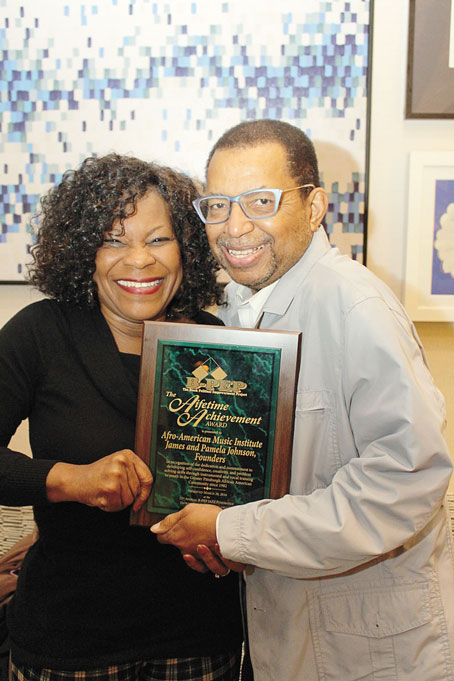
[404,151,454,321]
[0,0,373,283]
[406,0,454,118]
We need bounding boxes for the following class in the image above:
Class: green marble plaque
[131,322,300,525]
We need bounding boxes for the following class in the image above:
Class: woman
[0,154,243,681]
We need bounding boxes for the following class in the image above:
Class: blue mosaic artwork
[0,0,371,281]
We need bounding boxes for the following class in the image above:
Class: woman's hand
[183,543,246,576]
[46,450,153,512]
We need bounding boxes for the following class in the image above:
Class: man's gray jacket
[217,227,454,681]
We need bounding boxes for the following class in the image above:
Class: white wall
[367,0,454,483]
[0,286,43,456]
[367,1,454,296]
[0,286,43,321]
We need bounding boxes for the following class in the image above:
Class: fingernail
[150,522,161,532]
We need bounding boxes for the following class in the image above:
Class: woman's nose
[123,244,157,267]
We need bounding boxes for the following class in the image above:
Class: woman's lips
[116,278,164,294]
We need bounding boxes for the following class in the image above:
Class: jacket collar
[263,227,331,317]
[226,227,331,321]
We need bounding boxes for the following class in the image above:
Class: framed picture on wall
[405,0,454,118]
[0,0,372,283]
[404,151,454,321]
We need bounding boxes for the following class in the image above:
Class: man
[152,120,454,680]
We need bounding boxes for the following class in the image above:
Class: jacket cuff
[217,503,249,563]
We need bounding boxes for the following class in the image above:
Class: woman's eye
[103,237,124,247]
[101,235,175,248]
[147,237,173,245]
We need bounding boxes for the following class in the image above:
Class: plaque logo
[184,356,248,396]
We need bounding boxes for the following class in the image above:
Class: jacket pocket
[292,390,338,492]
[320,583,431,638]
[311,583,447,681]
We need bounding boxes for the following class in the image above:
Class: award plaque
[130,321,301,526]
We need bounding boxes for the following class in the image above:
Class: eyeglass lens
[198,189,278,223]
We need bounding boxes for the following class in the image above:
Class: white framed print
[404,151,454,321]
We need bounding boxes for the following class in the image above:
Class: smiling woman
[93,191,184,352]
[28,154,222,324]
[0,154,243,681]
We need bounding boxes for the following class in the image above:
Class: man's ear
[309,188,328,233]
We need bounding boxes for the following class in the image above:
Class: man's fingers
[150,504,220,554]
[150,510,181,535]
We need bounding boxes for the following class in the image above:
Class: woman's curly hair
[27,153,223,319]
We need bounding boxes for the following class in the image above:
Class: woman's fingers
[195,544,231,575]
[182,553,209,573]
[46,451,153,512]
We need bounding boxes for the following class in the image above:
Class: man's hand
[150,503,221,554]
[183,543,246,576]
[46,450,153,512]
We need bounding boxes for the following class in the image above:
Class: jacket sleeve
[0,305,57,506]
[217,296,452,578]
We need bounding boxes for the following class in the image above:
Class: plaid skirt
[11,648,242,681]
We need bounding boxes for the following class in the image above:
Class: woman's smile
[93,191,183,331]
[115,278,164,293]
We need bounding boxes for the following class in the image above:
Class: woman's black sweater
[0,299,242,670]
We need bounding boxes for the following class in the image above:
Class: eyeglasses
[192,184,315,225]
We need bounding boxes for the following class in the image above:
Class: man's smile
[226,244,266,258]
[218,240,272,268]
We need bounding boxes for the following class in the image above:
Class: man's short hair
[206,119,320,188]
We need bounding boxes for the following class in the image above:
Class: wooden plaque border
[130,321,301,525]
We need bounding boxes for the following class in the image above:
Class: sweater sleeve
[0,303,57,506]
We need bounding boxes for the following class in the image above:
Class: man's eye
[245,194,276,213]
[209,201,228,211]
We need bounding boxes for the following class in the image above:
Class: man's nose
[224,201,254,238]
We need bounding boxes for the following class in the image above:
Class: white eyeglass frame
[192,184,315,225]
